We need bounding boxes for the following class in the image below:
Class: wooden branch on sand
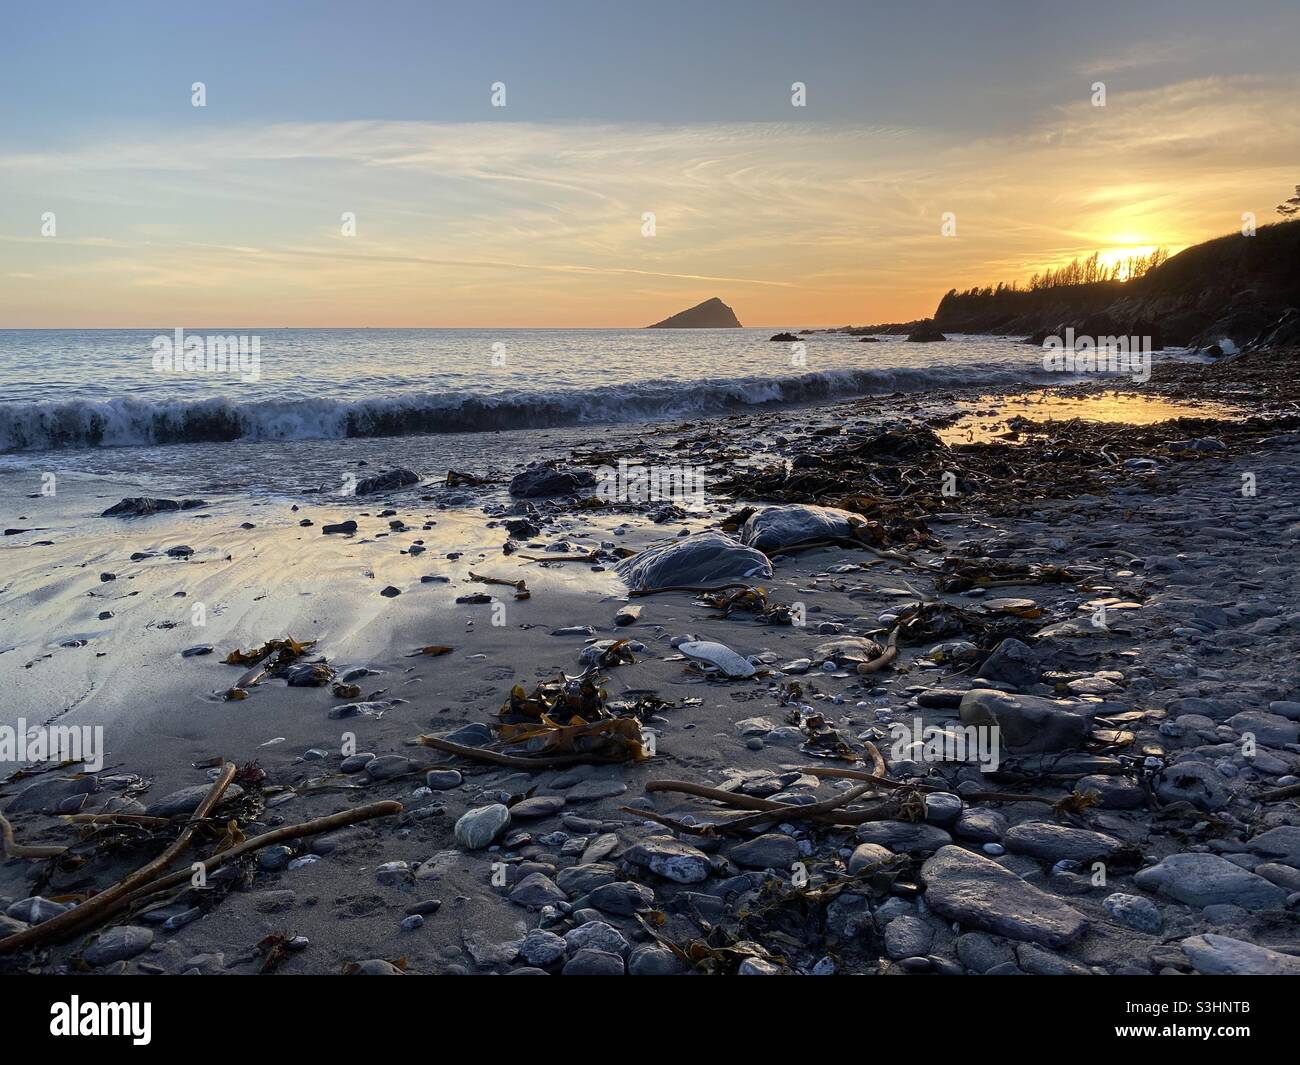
[0,795,402,956]
[643,779,909,827]
[0,811,66,859]
[415,734,628,769]
[0,762,237,955]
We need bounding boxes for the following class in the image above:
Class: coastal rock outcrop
[647,297,742,329]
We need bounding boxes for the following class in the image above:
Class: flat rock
[1181,933,1300,976]
[921,845,1089,947]
[855,821,951,856]
[1004,822,1132,865]
[1133,853,1288,909]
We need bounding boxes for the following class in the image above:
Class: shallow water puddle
[937,391,1246,445]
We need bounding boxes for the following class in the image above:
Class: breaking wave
[0,362,1052,453]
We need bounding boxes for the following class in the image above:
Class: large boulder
[508,464,596,498]
[354,468,420,495]
[615,532,771,592]
[920,845,1088,947]
[959,689,1091,753]
[739,504,861,552]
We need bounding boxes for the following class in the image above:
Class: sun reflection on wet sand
[938,390,1246,446]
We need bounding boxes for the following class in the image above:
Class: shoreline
[3,353,1300,975]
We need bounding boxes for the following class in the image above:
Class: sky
[1,0,1297,328]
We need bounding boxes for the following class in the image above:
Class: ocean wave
[0,363,1050,453]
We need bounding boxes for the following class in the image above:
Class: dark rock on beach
[101,497,207,518]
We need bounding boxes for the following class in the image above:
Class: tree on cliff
[1277,185,1300,218]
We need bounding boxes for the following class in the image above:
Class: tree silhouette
[1278,185,1300,218]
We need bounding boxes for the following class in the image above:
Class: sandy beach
[3,351,1299,976]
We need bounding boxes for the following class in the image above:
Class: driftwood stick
[114,800,403,914]
[63,813,173,827]
[1259,781,1300,802]
[0,762,237,955]
[0,811,66,859]
[415,734,629,769]
[718,782,879,833]
[643,779,905,826]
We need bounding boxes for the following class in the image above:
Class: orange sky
[3,76,1297,328]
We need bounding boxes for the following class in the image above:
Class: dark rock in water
[504,518,540,539]
[615,531,771,591]
[906,319,947,342]
[322,520,358,535]
[508,464,597,498]
[959,689,1090,753]
[977,638,1042,688]
[739,504,861,553]
[1254,307,1300,349]
[859,336,880,342]
[166,544,194,558]
[101,497,206,518]
[182,644,214,658]
[355,468,419,495]
[921,845,1089,947]
[646,296,742,329]
[379,585,401,598]
[769,332,799,342]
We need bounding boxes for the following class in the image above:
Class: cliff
[932,222,1300,348]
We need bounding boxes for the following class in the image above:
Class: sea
[0,327,1182,496]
